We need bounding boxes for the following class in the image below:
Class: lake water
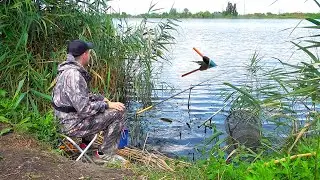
[126,19,318,159]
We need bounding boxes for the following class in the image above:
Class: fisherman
[52,40,126,163]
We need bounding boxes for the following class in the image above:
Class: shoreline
[112,17,315,20]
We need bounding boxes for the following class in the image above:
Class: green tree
[232,3,238,16]
[183,8,189,14]
[223,2,238,16]
[182,8,191,18]
[121,12,128,17]
[200,11,212,18]
[169,8,177,15]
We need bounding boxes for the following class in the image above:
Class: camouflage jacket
[52,54,108,131]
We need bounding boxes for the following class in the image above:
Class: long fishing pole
[198,101,231,128]
[128,78,212,119]
[128,69,232,119]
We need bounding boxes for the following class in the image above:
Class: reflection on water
[126,19,316,159]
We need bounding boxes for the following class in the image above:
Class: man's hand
[108,102,125,111]
[104,98,125,111]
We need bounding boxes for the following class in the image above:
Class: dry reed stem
[225,149,237,162]
[288,122,311,153]
[117,147,190,172]
[264,152,316,166]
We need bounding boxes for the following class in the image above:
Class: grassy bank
[132,138,319,179]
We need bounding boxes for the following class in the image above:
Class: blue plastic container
[118,129,129,149]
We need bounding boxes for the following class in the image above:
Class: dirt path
[0,132,134,180]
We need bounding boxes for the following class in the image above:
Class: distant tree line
[111,1,320,19]
[112,1,237,18]
[112,8,224,19]
[112,11,320,19]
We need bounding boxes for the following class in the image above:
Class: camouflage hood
[57,54,92,83]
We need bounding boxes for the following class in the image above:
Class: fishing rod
[127,69,231,119]
[198,101,231,128]
[127,78,212,119]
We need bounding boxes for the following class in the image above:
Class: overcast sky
[108,0,320,15]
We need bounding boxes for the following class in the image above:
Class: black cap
[67,40,93,57]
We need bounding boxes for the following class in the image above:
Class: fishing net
[225,109,262,152]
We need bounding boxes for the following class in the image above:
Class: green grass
[128,138,319,179]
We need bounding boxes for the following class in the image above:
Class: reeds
[222,5,320,157]
[0,0,177,113]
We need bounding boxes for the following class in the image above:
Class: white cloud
[108,0,320,15]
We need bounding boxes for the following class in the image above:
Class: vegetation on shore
[112,1,320,19]
[113,12,320,19]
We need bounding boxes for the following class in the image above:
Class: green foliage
[0,84,57,145]
[0,80,29,126]
[29,112,59,145]
[0,0,177,112]
[132,139,319,179]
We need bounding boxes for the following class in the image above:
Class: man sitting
[52,40,126,163]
